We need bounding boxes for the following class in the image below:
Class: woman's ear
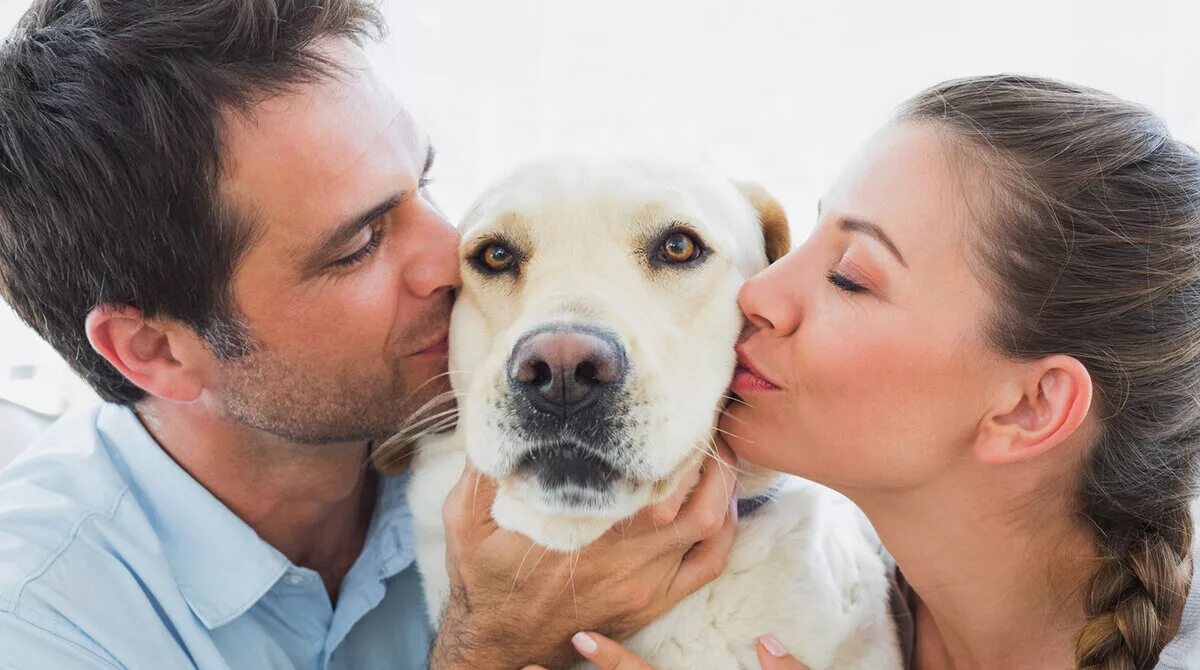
[85,305,209,403]
[734,181,791,263]
[973,354,1094,465]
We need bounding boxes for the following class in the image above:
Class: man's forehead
[217,46,425,249]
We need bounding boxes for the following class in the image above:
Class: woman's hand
[522,631,811,670]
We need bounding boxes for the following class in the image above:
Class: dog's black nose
[508,326,627,415]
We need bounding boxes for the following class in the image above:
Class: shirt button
[286,574,305,586]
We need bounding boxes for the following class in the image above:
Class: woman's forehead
[821,122,975,263]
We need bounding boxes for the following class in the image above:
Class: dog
[397,158,901,669]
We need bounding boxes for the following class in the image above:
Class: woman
[540,75,1200,669]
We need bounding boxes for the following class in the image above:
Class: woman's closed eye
[827,269,868,294]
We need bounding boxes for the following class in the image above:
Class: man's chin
[368,360,456,471]
[397,354,454,415]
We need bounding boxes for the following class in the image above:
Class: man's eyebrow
[423,143,436,175]
[818,199,908,268]
[300,195,403,274]
[297,143,435,276]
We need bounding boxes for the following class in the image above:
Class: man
[0,1,738,668]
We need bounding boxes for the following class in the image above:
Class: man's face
[209,41,459,445]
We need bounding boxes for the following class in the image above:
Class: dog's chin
[491,478,646,552]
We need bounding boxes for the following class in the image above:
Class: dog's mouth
[513,441,629,509]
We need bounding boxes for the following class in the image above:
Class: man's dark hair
[0,0,383,404]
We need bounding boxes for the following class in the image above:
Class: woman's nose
[737,254,802,337]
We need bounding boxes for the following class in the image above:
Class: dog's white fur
[408,159,901,669]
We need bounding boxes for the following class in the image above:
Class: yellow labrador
[403,158,900,669]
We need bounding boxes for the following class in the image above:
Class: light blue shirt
[0,403,434,669]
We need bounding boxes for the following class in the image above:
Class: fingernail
[572,631,598,656]
[759,634,788,658]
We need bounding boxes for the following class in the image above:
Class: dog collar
[736,483,781,518]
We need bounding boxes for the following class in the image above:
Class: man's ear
[85,305,208,403]
[734,181,791,264]
[973,355,1093,465]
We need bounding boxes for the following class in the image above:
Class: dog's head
[450,158,788,550]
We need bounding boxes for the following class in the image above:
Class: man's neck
[136,399,379,602]
[848,461,1094,670]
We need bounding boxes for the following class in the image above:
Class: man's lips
[411,333,449,357]
[732,346,780,393]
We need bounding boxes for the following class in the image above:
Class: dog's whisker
[374,398,463,466]
[704,437,738,501]
[385,418,459,446]
[399,369,470,401]
[386,405,461,445]
[528,546,551,581]
[569,549,582,624]
[403,388,461,414]
[687,439,750,479]
[712,426,754,446]
[720,393,755,409]
[506,541,538,602]
[717,407,753,426]
[369,444,419,472]
[471,469,485,530]
[392,407,461,437]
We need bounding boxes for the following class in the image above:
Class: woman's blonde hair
[901,74,1200,670]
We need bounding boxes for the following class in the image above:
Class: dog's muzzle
[505,324,630,495]
[508,324,627,416]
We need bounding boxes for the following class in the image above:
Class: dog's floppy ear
[734,181,790,264]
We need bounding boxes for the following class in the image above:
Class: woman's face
[726,121,1007,492]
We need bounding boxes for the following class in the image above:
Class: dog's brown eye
[480,243,514,272]
[661,232,699,263]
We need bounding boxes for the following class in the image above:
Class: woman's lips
[732,347,780,393]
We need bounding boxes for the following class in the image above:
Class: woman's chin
[719,398,813,477]
[719,404,771,459]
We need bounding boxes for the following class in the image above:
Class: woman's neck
[847,463,1096,670]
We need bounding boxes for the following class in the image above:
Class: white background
[1,0,1198,415]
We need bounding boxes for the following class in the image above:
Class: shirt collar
[95,403,416,629]
[366,464,417,580]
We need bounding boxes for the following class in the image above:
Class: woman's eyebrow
[839,218,908,268]
[817,199,908,268]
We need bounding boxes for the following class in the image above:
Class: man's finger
[570,631,655,670]
[442,462,499,540]
[630,460,703,530]
[669,442,738,545]
[756,635,811,670]
[668,493,738,600]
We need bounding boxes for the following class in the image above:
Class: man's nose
[404,200,461,298]
[507,326,627,416]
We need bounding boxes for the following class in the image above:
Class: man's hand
[428,444,739,669]
[520,631,811,670]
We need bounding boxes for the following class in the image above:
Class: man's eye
[331,225,382,268]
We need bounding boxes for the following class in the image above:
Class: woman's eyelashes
[826,269,869,294]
